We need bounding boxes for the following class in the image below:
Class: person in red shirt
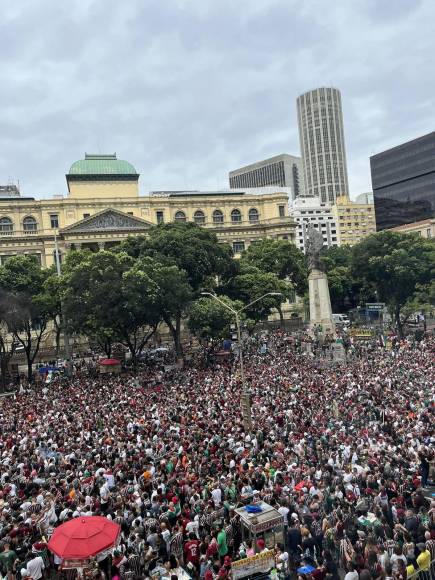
[184,532,200,572]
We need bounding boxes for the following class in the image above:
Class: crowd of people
[0,331,434,580]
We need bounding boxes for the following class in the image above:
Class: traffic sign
[366,303,385,311]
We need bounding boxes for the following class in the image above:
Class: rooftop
[68,153,138,176]
[0,185,21,197]
[150,188,290,198]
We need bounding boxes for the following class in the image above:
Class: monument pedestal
[309,269,335,334]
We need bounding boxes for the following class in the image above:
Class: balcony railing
[0,229,40,237]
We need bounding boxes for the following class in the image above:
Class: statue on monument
[306,224,324,271]
[306,223,335,336]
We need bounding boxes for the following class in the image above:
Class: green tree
[64,250,159,366]
[120,223,235,354]
[241,238,308,294]
[318,245,365,312]
[140,258,193,358]
[351,231,435,337]
[121,223,235,291]
[0,290,17,389]
[0,256,51,380]
[39,270,64,356]
[224,265,289,324]
[188,296,245,340]
[320,245,353,271]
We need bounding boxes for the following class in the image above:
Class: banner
[232,550,275,579]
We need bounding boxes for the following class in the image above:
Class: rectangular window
[156,211,164,224]
[233,241,245,254]
[50,214,59,228]
[426,228,432,238]
[278,205,285,217]
[83,213,90,219]
[127,212,133,215]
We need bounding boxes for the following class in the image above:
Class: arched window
[0,217,13,234]
[23,216,38,232]
[231,209,242,223]
[174,211,186,222]
[194,210,205,224]
[212,209,224,223]
[248,208,259,222]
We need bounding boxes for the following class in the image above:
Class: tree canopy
[0,256,52,379]
[351,231,435,335]
[241,238,308,294]
[63,250,159,363]
[188,296,245,340]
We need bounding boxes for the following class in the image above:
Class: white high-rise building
[290,196,339,253]
[297,87,349,204]
[229,154,304,200]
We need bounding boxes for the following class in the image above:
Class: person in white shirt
[278,504,289,526]
[99,481,110,513]
[103,470,115,489]
[211,486,222,507]
[23,554,45,580]
[344,561,358,580]
[275,543,289,571]
[186,517,200,539]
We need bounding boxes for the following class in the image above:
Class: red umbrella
[48,517,120,560]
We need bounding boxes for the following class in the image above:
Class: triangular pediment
[61,209,153,234]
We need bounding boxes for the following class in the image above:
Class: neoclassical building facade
[0,154,295,267]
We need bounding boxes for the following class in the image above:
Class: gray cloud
[0,0,434,198]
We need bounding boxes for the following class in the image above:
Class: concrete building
[389,217,434,239]
[0,185,21,198]
[332,195,376,246]
[290,196,339,253]
[229,154,304,199]
[297,87,350,203]
[370,131,435,231]
[0,153,296,267]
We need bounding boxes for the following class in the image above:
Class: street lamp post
[201,292,282,433]
[54,234,72,377]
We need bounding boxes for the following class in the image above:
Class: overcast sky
[1,0,434,199]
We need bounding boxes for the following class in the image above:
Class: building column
[98,241,105,250]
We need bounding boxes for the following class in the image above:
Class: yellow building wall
[332,196,376,246]
[0,192,294,268]
[390,218,435,239]
[67,180,139,199]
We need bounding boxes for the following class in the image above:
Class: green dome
[69,153,137,175]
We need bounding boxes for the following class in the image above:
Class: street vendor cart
[98,358,121,374]
[235,502,284,553]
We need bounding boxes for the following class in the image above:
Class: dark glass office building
[370,131,435,230]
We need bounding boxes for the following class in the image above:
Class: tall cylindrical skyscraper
[297,87,349,203]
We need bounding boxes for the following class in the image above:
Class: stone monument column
[308,268,335,334]
[306,224,335,335]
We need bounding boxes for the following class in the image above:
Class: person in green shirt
[0,544,18,578]
[217,525,228,560]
